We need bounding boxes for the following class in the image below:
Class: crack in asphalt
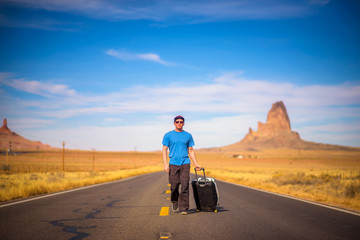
[48,197,123,240]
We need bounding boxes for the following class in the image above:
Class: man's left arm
[188,146,201,170]
[162,145,169,172]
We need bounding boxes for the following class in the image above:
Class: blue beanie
[174,115,185,122]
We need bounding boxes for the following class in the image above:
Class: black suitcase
[191,168,219,212]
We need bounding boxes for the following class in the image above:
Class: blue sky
[0,0,359,151]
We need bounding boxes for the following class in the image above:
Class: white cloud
[26,114,260,151]
[137,53,171,66]
[33,123,167,151]
[300,122,360,134]
[104,118,122,123]
[9,118,54,129]
[0,73,76,97]
[106,49,172,66]
[186,114,262,148]
[2,71,360,150]
[105,49,133,61]
[299,122,360,147]
[19,113,360,151]
[3,72,360,118]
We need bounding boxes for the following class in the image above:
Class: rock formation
[238,101,301,148]
[258,101,291,133]
[0,118,10,132]
[0,118,55,151]
[220,101,357,151]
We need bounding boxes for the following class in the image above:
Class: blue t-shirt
[162,130,195,165]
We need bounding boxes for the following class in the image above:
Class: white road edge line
[0,174,140,209]
[218,179,360,217]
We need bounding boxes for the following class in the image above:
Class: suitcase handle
[194,168,207,184]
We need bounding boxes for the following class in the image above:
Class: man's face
[174,119,184,130]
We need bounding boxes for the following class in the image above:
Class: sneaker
[180,211,188,215]
[172,202,178,212]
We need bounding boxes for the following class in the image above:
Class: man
[162,115,201,215]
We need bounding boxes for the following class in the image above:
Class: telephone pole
[5,144,9,167]
[8,141,12,171]
[92,148,95,171]
[62,141,65,171]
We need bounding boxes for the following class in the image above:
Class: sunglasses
[175,121,184,124]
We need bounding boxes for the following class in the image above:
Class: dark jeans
[169,164,190,211]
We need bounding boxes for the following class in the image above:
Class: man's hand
[194,164,201,171]
[164,165,169,173]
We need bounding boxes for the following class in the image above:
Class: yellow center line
[159,207,169,216]
[160,184,171,216]
[160,232,171,239]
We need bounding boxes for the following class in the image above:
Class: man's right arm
[162,145,169,172]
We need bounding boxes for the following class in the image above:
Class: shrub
[345,182,360,198]
[1,164,11,171]
[271,172,319,186]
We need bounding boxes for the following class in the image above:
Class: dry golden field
[197,149,360,212]
[1,149,360,213]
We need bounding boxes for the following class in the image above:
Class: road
[1,171,360,240]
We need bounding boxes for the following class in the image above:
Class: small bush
[271,172,319,186]
[271,172,348,187]
[345,183,360,198]
[30,174,38,181]
[1,164,11,171]
[319,173,341,183]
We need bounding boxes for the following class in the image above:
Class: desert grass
[0,150,163,201]
[197,149,360,212]
[0,166,160,201]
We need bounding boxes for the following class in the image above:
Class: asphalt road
[1,171,360,240]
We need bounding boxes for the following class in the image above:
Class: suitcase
[191,168,219,212]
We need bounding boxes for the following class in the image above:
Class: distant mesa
[0,118,55,151]
[219,101,358,151]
